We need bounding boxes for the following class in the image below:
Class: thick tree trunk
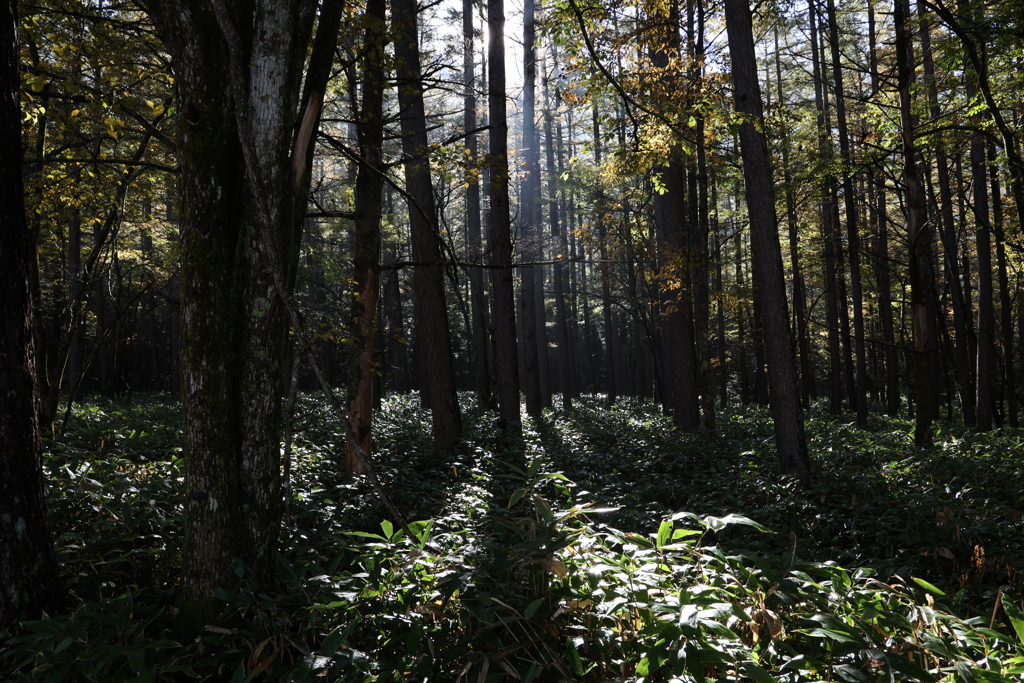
[346,0,386,472]
[647,0,697,428]
[0,0,65,630]
[146,0,319,634]
[488,0,522,428]
[725,0,810,485]
[393,0,462,451]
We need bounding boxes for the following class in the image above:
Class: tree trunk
[346,0,386,472]
[774,25,812,409]
[0,0,65,629]
[809,0,842,415]
[920,9,973,426]
[145,0,320,634]
[895,0,935,447]
[825,0,867,426]
[518,0,543,416]
[990,141,1017,426]
[488,0,522,429]
[464,0,492,411]
[393,0,462,451]
[967,82,995,431]
[647,0,697,428]
[544,60,575,411]
[725,0,810,485]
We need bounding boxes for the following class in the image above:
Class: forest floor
[3,393,1024,681]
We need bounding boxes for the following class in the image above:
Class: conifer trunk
[464,0,492,410]
[393,0,462,451]
[346,0,386,472]
[488,0,522,428]
[725,0,810,484]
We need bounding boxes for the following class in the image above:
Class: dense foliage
[2,394,1023,681]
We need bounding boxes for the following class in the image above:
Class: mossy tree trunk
[145,0,323,635]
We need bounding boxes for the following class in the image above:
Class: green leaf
[128,648,145,674]
[1001,595,1024,643]
[525,598,544,620]
[509,488,526,508]
[657,520,673,548]
[527,458,543,479]
[703,513,772,533]
[878,651,937,683]
[672,528,701,540]
[743,662,778,683]
[912,577,946,596]
[380,519,394,539]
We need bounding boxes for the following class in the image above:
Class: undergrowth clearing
[2,393,1024,682]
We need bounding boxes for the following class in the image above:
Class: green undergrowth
[2,393,1024,682]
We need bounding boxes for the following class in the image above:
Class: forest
[2,0,1024,679]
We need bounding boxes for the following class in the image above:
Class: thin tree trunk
[464,0,492,410]
[921,9,973,425]
[895,0,935,447]
[544,57,575,410]
[774,26,812,409]
[518,0,543,416]
[593,108,618,404]
[809,0,842,415]
[990,141,1017,426]
[825,0,867,425]
[725,0,811,484]
[346,0,386,472]
[967,80,995,431]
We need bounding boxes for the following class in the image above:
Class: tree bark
[825,0,867,426]
[895,0,935,447]
[725,0,810,485]
[393,0,462,451]
[346,0,386,472]
[774,25,812,410]
[920,9,974,425]
[488,0,522,429]
[464,0,492,411]
[145,0,319,634]
[809,0,842,415]
[0,0,65,630]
